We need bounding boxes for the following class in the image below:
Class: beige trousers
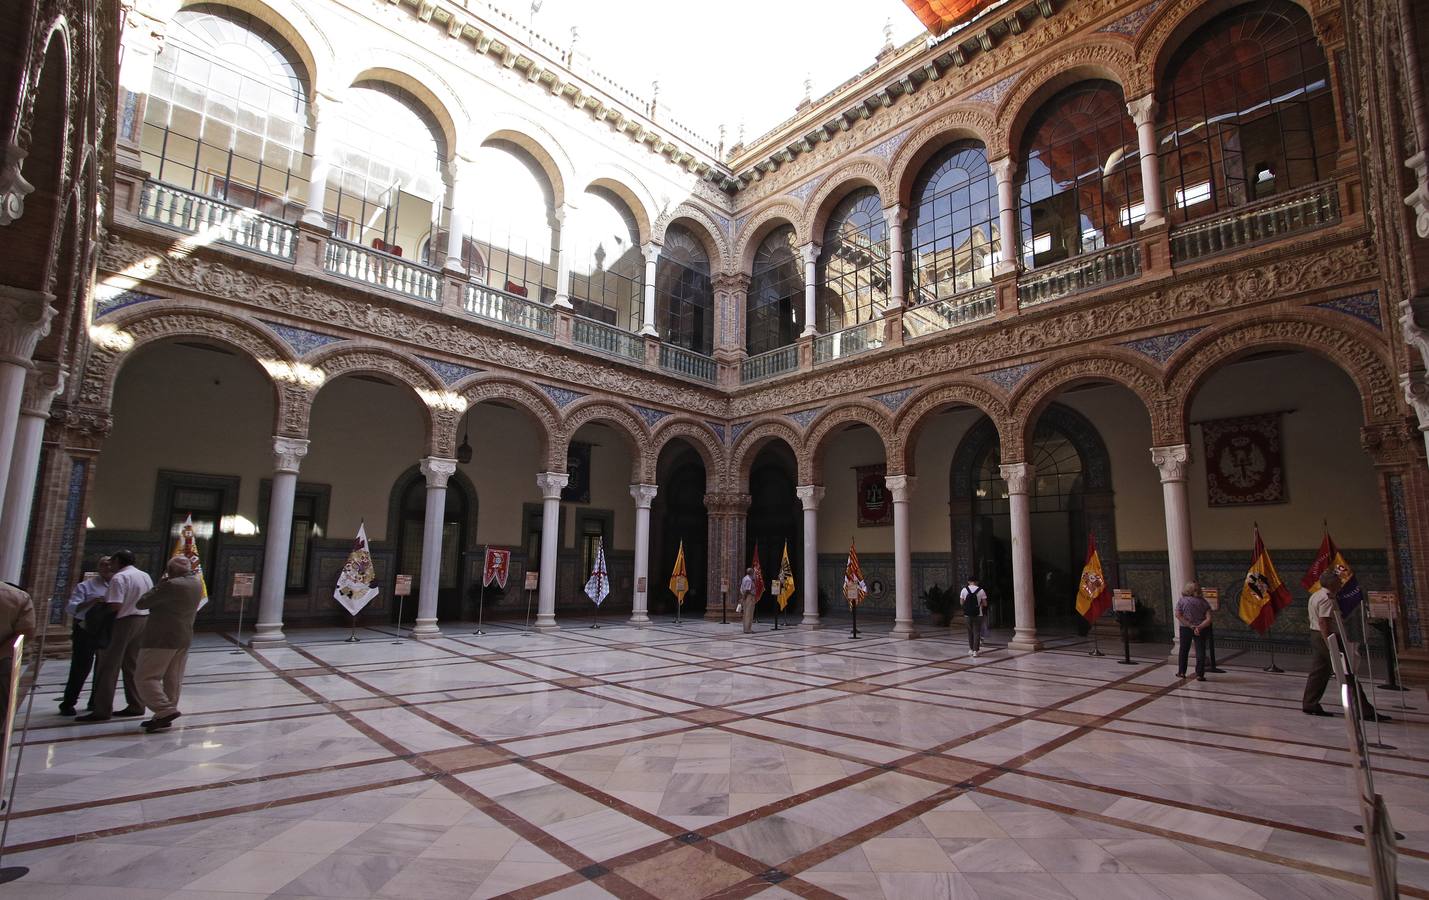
[741,594,755,633]
[136,647,189,718]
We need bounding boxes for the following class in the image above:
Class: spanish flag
[1239,526,1293,634]
[843,540,867,607]
[1074,534,1111,623]
[669,540,689,607]
[776,542,796,611]
[172,513,209,611]
[1302,529,1363,617]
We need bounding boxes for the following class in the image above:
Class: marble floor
[1,618,1425,899]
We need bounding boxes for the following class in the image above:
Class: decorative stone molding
[800,158,893,237]
[535,471,569,499]
[272,436,310,474]
[730,418,803,485]
[1150,443,1192,483]
[0,142,34,226]
[1360,421,1422,467]
[999,461,1035,494]
[803,402,898,483]
[653,203,733,270]
[731,200,805,266]
[649,418,727,483]
[800,241,821,267]
[1125,94,1158,126]
[893,380,1012,474]
[883,474,915,504]
[420,456,457,488]
[1011,353,1170,443]
[0,287,56,365]
[1407,152,1429,239]
[20,361,66,417]
[629,483,658,508]
[795,484,825,510]
[888,108,1003,191]
[996,40,1146,148]
[554,399,652,482]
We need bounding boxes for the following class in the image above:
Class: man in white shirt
[58,555,111,716]
[739,568,755,634]
[78,549,153,722]
[1302,570,1383,721]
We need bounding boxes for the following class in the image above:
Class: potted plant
[922,584,953,627]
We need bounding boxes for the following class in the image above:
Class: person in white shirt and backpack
[959,577,989,657]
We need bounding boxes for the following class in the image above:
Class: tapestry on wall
[855,464,893,527]
[562,442,591,504]
[1201,413,1287,506]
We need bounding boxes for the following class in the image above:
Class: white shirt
[1307,588,1335,632]
[740,575,754,595]
[107,566,154,618]
[66,574,108,622]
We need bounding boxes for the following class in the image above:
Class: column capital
[1404,370,1429,434]
[1150,444,1192,483]
[795,484,825,510]
[537,471,570,499]
[989,156,1016,183]
[711,271,751,294]
[703,490,751,516]
[999,462,1034,494]
[20,361,66,417]
[630,482,658,508]
[881,203,906,226]
[800,241,821,266]
[0,142,34,227]
[1126,95,1158,127]
[641,240,662,263]
[883,474,915,503]
[421,456,458,488]
[0,287,56,365]
[273,436,310,473]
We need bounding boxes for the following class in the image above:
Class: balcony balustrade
[741,345,799,383]
[659,343,716,382]
[813,319,885,364]
[324,237,440,303]
[463,282,554,335]
[902,286,997,340]
[139,181,296,260]
[1170,181,1340,264]
[1018,242,1141,308]
[571,316,645,362]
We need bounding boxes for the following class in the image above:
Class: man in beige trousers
[135,556,203,733]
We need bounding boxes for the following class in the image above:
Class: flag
[669,540,689,606]
[776,542,796,611]
[1074,535,1112,623]
[843,540,867,607]
[171,513,209,611]
[1302,530,1363,617]
[750,543,766,603]
[334,523,380,616]
[584,538,609,606]
[1238,526,1294,635]
[483,548,511,589]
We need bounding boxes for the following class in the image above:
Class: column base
[891,621,918,639]
[534,616,560,630]
[628,613,651,625]
[248,623,285,647]
[410,620,441,638]
[801,615,820,628]
[1008,634,1044,651]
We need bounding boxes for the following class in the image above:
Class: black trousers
[1304,631,1376,716]
[965,614,982,652]
[1177,626,1206,677]
[63,621,98,707]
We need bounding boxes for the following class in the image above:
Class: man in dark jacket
[135,556,203,733]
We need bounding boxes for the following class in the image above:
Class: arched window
[1160,1,1336,223]
[657,225,713,355]
[973,425,1085,514]
[747,225,803,355]
[141,5,310,218]
[1019,81,1141,268]
[907,142,999,304]
[817,188,889,331]
[462,140,559,300]
[567,187,643,330]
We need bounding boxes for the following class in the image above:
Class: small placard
[1112,589,1135,612]
[1202,587,1220,611]
[394,575,412,596]
[524,571,539,591]
[231,573,255,599]
[1368,591,1398,620]
[720,578,729,595]
[636,576,647,594]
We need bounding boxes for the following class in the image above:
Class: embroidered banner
[855,464,893,527]
[1201,413,1287,506]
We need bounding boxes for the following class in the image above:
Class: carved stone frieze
[730,419,802,486]
[893,381,1012,472]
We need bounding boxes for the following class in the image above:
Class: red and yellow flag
[750,543,766,602]
[776,542,796,611]
[1074,534,1111,623]
[171,513,209,610]
[1239,526,1293,634]
[843,540,867,607]
[669,540,689,606]
[1302,530,1363,618]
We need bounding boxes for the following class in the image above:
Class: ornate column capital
[273,436,310,474]
[630,482,658,508]
[1126,95,1158,127]
[0,287,56,365]
[800,241,821,266]
[0,142,34,226]
[421,456,458,488]
[882,203,906,226]
[1405,152,1429,240]
[641,241,662,264]
[883,474,915,503]
[1150,444,1192,483]
[711,272,751,294]
[20,362,66,417]
[989,156,1015,184]
[795,484,825,510]
[536,471,570,499]
[999,462,1034,494]
[1405,370,1429,434]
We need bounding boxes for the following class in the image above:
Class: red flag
[1074,535,1112,623]
[483,548,511,589]
[1238,526,1294,635]
[1301,529,1363,617]
[750,543,766,602]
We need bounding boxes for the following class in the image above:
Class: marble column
[251,436,310,645]
[300,93,339,229]
[0,288,55,521]
[553,204,575,308]
[1127,96,1165,229]
[800,241,820,336]
[630,483,657,623]
[796,485,824,626]
[1152,444,1194,651]
[0,362,65,583]
[535,472,569,628]
[443,156,475,273]
[412,457,456,638]
[885,475,917,638]
[640,242,660,336]
[884,205,905,308]
[1001,462,1042,649]
[991,157,1019,276]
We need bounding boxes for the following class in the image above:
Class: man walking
[960,577,988,657]
[136,556,204,732]
[1175,581,1212,681]
[59,556,111,716]
[739,567,755,634]
[1303,570,1384,720]
[78,549,151,722]
[0,580,37,723]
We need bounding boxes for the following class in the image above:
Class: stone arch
[1136,0,1320,89]
[803,402,898,483]
[582,167,657,245]
[308,344,443,451]
[176,0,333,95]
[340,55,469,158]
[456,376,560,471]
[653,204,731,272]
[889,107,1002,205]
[734,200,803,272]
[1010,351,1168,457]
[555,399,652,483]
[476,113,574,209]
[997,39,1144,159]
[650,417,726,484]
[801,156,893,243]
[731,419,802,487]
[7,17,73,295]
[894,380,1012,476]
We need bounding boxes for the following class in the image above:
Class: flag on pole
[171,513,209,611]
[1238,525,1293,634]
[776,542,796,611]
[750,543,766,603]
[1073,534,1112,623]
[584,538,609,606]
[334,523,380,616]
[1301,529,1363,617]
[843,540,868,607]
[483,548,512,589]
[669,540,689,606]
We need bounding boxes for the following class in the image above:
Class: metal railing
[463,282,554,335]
[1018,241,1141,308]
[659,343,716,382]
[741,344,799,382]
[571,316,645,361]
[813,320,884,364]
[323,238,440,303]
[1170,181,1340,264]
[902,286,997,340]
[139,181,296,260]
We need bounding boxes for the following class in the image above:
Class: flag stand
[1087,621,1105,657]
[773,605,780,631]
[850,601,860,640]
[720,587,728,625]
[1116,613,1135,664]
[230,596,246,655]
[1262,639,1284,673]
[392,594,405,644]
[345,614,360,643]
[1357,604,1395,751]
[674,602,682,626]
[473,582,487,635]
[590,604,600,629]
[522,585,534,636]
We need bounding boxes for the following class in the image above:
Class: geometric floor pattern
[3,618,1426,899]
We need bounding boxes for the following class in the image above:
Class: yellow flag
[171,513,209,608]
[776,542,796,610]
[668,540,688,606]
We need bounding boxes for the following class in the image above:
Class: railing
[741,344,799,382]
[324,238,440,303]
[463,282,554,335]
[813,319,884,364]
[1170,181,1340,264]
[571,316,645,361]
[138,181,296,260]
[902,286,996,340]
[659,343,716,382]
[1018,242,1141,308]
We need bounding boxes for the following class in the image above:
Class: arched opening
[746,224,803,355]
[653,439,708,616]
[746,441,800,622]
[656,224,714,355]
[567,187,643,331]
[907,141,999,305]
[460,139,559,300]
[816,187,889,332]
[8,36,68,292]
[392,467,473,623]
[560,420,636,616]
[814,420,890,619]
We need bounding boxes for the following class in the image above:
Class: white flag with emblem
[584,538,609,607]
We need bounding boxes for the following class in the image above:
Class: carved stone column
[712,273,750,389]
[630,483,657,623]
[885,475,917,638]
[1001,462,1042,650]
[0,287,56,520]
[301,93,341,229]
[1126,96,1166,229]
[884,204,906,309]
[413,457,457,637]
[704,491,750,621]
[1152,444,1195,652]
[443,155,476,274]
[553,204,576,309]
[800,242,820,337]
[0,362,65,582]
[535,471,569,628]
[251,437,310,645]
[640,242,661,336]
[990,157,1019,276]
[796,485,824,626]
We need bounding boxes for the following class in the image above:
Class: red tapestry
[1201,413,1287,506]
[855,464,893,527]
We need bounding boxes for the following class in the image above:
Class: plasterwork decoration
[631,403,671,427]
[982,362,1037,392]
[969,73,1018,106]
[539,383,587,408]
[1314,290,1382,330]
[872,387,915,412]
[1099,0,1161,36]
[730,421,751,444]
[260,320,345,356]
[1200,413,1287,506]
[1119,326,1205,364]
[788,176,822,204]
[705,421,726,443]
[868,127,912,163]
[733,214,750,238]
[786,407,824,429]
[94,289,162,318]
[419,355,481,386]
[1387,475,1424,647]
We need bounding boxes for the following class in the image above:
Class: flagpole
[1358,602,1394,751]
[523,580,534,636]
[230,595,246,655]
[474,544,489,635]
[850,596,858,639]
[346,613,360,642]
